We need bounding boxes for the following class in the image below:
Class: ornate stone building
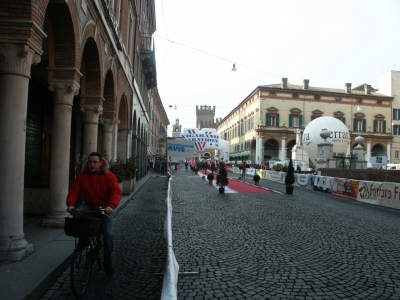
[0,0,168,261]
[217,78,393,166]
[379,70,400,164]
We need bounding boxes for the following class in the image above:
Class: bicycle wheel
[90,232,103,270]
[70,242,92,297]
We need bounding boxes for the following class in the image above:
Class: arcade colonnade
[0,0,159,261]
[252,134,390,165]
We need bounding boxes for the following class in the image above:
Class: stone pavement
[38,169,400,299]
[0,173,153,300]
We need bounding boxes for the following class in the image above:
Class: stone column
[117,129,129,160]
[132,132,138,177]
[137,137,142,178]
[0,43,41,261]
[142,140,146,177]
[256,136,263,165]
[387,141,391,163]
[280,137,287,160]
[127,130,132,159]
[353,136,366,169]
[131,132,137,158]
[42,82,80,227]
[113,119,119,159]
[81,105,103,157]
[100,118,118,161]
[366,140,371,164]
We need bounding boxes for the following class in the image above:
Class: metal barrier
[161,178,179,299]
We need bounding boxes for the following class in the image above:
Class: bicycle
[64,208,107,297]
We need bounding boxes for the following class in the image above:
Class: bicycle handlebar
[73,208,105,213]
[70,208,108,217]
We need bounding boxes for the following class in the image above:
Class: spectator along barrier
[235,167,400,211]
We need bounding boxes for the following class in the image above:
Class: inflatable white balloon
[302,116,350,164]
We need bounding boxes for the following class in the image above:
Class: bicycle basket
[64,217,101,237]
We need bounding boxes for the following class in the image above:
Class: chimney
[345,83,352,93]
[281,77,288,89]
[364,84,371,95]
[303,79,309,90]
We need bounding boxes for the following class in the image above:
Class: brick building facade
[0,0,168,261]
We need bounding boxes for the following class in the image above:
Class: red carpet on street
[197,170,278,194]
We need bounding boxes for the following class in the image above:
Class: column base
[0,234,33,262]
[42,209,68,228]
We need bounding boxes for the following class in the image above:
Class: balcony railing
[140,33,157,89]
[100,0,123,51]
[141,33,154,52]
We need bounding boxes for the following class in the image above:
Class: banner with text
[180,128,229,158]
[331,178,359,200]
[296,174,309,186]
[264,170,285,183]
[167,140,195,162]
[313,176,335,193]
[357,181,400,210]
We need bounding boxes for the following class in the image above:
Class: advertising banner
[180,128,220,151]
[167,140,195,162]
[357,181,400,210]
[265,171,285,183]
[370,156,387,168]
[316,157,327,169]
[247,168,255,176]
[296,174,309,186]
[307,174,316,189]
[313,176,334,193]
[218,139,230,162]
[331,178,359,200]
[180,128,229,159]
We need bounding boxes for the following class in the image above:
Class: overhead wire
[157,0,169,80]
[154,35,284,81]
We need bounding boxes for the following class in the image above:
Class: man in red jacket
[241,161,247,179]
[66,152,122,279]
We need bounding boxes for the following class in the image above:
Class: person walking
[241,161,247,179]
[66,152,122,280]
[185,161,189,171]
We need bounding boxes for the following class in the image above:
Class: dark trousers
[75,203,114,265]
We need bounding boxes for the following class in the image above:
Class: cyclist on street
[66,152,122,279]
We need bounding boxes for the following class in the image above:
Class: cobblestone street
[40,170,400,299]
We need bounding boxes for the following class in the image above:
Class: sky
[154,0,400,136]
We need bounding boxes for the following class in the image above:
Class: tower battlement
[196,105,220,129]
[196,105,216,114]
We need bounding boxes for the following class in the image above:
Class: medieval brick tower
[196,105,221,129]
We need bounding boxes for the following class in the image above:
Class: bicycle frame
[68,208,106,297]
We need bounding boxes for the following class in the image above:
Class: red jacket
[66,159,122,210]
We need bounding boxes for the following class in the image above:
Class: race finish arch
[180,128,230,162]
